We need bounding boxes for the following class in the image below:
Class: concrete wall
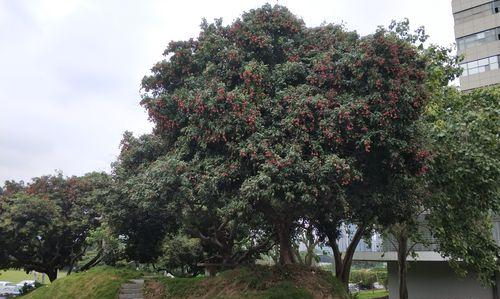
[452,0,492,14]
[454,10,500,38]
[387,261,495,299]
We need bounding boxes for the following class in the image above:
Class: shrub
[350,269,387,289]
[20,282,42,295]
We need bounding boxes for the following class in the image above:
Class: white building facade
[454,0,500,90]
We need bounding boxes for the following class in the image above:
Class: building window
[457,27,499,51]
[454,1,500,24]
[493,220,500,246]
[460,55,500,77]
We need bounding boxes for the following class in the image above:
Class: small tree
[425,86,500,285]
[381,176,428,299]
[387,86,500,299]
[105,133,179,263]
[293,220,322,267]
[155,234,204,277]
[73,222,126,273]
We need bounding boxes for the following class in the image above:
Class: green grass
[0,270,66,284]
[259,281,312,299]
[356,289,389,299]
[158,277,206,297]
[20,266,141,299]
[156,277,314,299]
[0,270,34,284]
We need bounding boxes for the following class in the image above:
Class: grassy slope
[0,270,67,284]
[21,267,141,299]
[145,265,349,299]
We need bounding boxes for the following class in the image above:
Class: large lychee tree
[140,5,430,266]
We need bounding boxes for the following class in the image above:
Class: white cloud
[0,0,456,183]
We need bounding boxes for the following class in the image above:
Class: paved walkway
[118,278,144,299]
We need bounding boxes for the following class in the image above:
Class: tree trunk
[340,250,354,288]
[277,225,295,265]
[305,247,314,267]
[47,269,58,282]
[67,263,74,276]
[329,224,366,290]
[67,246,88,276]
[78,249,103,272]
[293,246,304,265]
[492,270,499,299]
[222,251,233,266]
[304,227,317,267]
[397,234,409,299]
[331,239,343,278]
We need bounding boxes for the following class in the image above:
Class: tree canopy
[0,173,108,281]
[425,86,500,284]
[125,5,434,276]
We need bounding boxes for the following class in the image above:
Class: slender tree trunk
[329,224,366,290]
[331,240,343,278]
[78,249,103,272]
[47,269,58,282]
[304,227,317,267]
[293,246,304,265]
[67,263,74,276]
[67,246,88,276]
[397,234,409,299]
[340,249,354,287]
[305,247,314,267]
[492,270,499,299]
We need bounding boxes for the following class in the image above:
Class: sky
[0,0,456,184]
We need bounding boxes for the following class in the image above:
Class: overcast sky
[0,0,456,184]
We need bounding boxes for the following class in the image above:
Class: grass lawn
[356,289,389,299]
[0,269,66,284]
[21,266,141,299]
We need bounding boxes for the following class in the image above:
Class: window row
[460,55,499,76]
[454,0,500,24]
[457,27,500,51]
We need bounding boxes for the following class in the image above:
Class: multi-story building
[453,0,500,90]
[348,216,500,299]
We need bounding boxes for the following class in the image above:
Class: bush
[350,269,387,289]
[20,282,42,295]
[155,234,204,277]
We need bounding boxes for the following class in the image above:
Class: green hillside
[21,267,141,299]
[145,265,349,299]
